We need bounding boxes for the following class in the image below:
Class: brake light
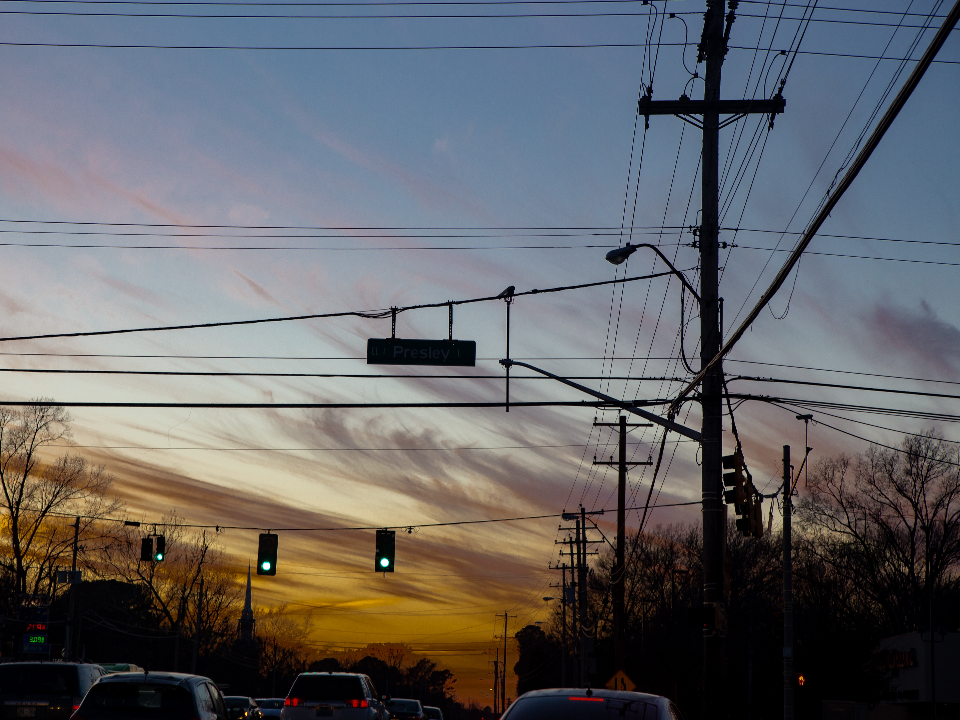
[72,705,82,711]
[569,698,604,702]
[345,699,368,708]
[285,698,300,707]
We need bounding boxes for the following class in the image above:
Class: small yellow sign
[605,670,636,692]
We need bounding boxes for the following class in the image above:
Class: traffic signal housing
[140,537,154,562]
[257,533,278,576]
[154,536,165,562]
[375,529,395,572]
[723,449,763,538]
[722,449,747,511]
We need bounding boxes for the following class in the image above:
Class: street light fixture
[604,242,700,302]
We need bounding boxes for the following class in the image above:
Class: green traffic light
[261,560,271,572]
[155,553,164,561]
[380,557,390,568]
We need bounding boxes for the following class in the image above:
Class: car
[0,662,106,720]
[224,696,262,720]
[69,671,229,720]
[280,673,387,720]
[384,699,424,720]
[255,699,285,718]
[422,707,443,720]
[499,688,686,720]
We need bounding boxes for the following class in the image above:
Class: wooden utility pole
[636,2,785,710]
[593,416,652,672]
[64,516,80,661]
[783,445,793,720]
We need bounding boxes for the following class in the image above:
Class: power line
[732,393,960,424]
[766,400,960,469]
[0,399,660,408]
[3,7,951,29]
[0,39,956,60]
[730,374,960,402]
[47,500,700,532]
[4,0,950,17]
[725,359,960,387]
[53,441,679,451]
[0,269,680,343]
[0,368,686,379]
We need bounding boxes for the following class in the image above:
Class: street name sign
[367,338,476,366]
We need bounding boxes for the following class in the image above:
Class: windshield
[503,696,656,720]
[81,682,196,719]
[288,676,365,701]
[0,665,80,696]
[257,700,284,709]
[225,697,251,708]
[387,700,422,713]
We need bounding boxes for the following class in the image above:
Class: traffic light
[722,449,747,510]
[140,537,154,562]
[257,533,278,576]
[723,448,763,538]
[154,536,165,562]
[375,529,395,572]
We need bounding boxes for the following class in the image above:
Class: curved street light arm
[606,243,701,304]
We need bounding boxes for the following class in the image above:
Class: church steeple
[239,562,255,642]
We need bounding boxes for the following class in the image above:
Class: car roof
[299,672,364,676]
[97,672,206,686]
[515,689,667,704]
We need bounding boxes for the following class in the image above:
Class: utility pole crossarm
[638,96,785,115]
[639,94,785,129]
[500,359,701,441]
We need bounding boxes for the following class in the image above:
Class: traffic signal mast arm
[499,359,701,441]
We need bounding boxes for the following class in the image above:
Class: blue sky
[0,0,957,701]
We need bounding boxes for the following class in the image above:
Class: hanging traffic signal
[724,448,764,537]
[153,536,166,562]
[375,529,395,572]
[140,537,154,562]
[257,533,278,575]
[722,449,747,512]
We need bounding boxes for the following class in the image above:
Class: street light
[604,242,700,302]
[542,596,554,601]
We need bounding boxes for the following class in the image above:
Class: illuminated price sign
[22,621,50,654]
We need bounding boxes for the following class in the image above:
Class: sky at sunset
[1,0,958,704]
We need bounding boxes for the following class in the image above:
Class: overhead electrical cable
[0,270,681,343]
[44,500,700,532]
[0,40,955,60]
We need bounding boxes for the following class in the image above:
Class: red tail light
[285,698,300,707]
[345,700,368,709]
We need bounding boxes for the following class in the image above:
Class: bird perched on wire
[497,286,515,299]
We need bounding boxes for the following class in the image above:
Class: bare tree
[98,516,241,668]
[798,430,960,632]
[257,603,313,693]
[0,402,118,595]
